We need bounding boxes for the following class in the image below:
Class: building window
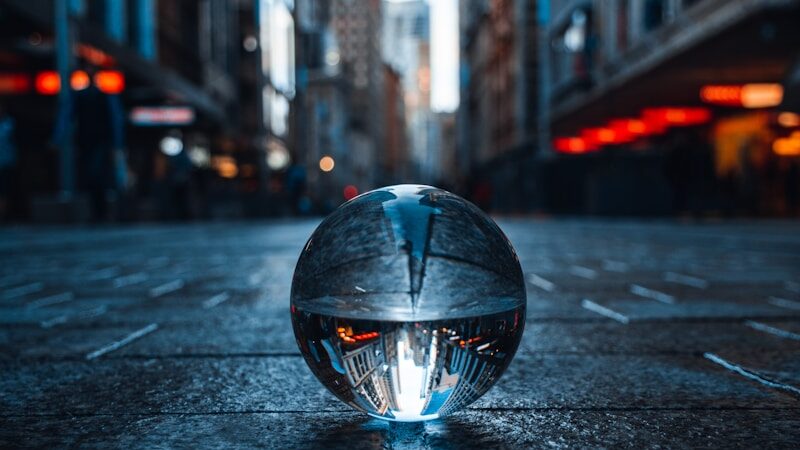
[643,0,665,31]
[616,0,628,51]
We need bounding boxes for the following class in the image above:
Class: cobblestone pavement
[1,219,799,448]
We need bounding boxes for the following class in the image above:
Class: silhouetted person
[0,103,17,220]
[54,71,125,221]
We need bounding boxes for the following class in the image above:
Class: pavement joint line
[630,284,676,304]
[527,273,556,292]
[663,271,709,289]
[27,292,74,309]
[85,323,159,360]
[86,266,121,281]
[1,282,45,300]
[248,269,270,286]
[203,292,230,309]
[40,305,108,328]
[744,320,800,341]
[601,259,629,273]
[768,296,800,311]
[569,265,598,280]
[703,352,800,397]
[580,299,629,324]
[149,279,185,298]
[113,272,149,288]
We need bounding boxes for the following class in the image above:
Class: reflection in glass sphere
[291,185,526,422]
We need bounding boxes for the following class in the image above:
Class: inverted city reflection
[291,185,526,421]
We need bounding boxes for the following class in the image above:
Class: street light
[319,155,335,172]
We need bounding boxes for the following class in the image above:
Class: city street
[1,219,800,448]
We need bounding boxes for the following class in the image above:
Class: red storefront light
[642,107,711,126]
[553,137,598,154]
[0,73,31,94]
[35,71,61,95]
[94,70,125,94]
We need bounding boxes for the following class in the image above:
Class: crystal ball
[291,185,526,421]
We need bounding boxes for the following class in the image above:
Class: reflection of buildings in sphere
[331,312,519,418]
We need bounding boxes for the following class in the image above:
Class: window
[643,0,665,31]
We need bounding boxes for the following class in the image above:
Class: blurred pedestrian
[54,67,126,221]
[0,103,17,220]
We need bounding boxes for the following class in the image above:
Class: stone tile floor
[1,219,799,448]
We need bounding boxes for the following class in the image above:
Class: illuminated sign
[700,84,783,109]
[33,70,125,95]
[130,106,195,126]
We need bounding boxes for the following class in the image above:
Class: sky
[428,0,460,112]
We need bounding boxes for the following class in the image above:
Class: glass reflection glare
[291,185,526,421]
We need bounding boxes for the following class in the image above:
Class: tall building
[383,64,409,184]
[383,0,435,181]
[330,0,384,159]
[458,0,540,211]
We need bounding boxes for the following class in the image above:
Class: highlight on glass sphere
[291,184,526,422]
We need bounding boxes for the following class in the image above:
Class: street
[1,219,800,448]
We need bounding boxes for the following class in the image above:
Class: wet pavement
[1,219,799,448]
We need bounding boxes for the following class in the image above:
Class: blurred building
[457,0,541,211]
[0,0,274,221]
[383,64,408,184]
[384,0,439,182]
[456,0,800,216]
[540,0,800,215]
[294,0,393,210]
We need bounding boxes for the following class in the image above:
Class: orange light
[701,83,783,108]
[94,70,125,94]
[553,137,598,154]
[0,73,31,94]
[773,133,800,156]
[343,185,358,201]
[319,155,335,172]
[35,71,60,95]
[741,84,783,108]
[212,155,238,178]
[777,112,800,128]
[70,70,90,90]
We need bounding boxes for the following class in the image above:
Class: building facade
[540,0,800,215]
[0,0,271,220]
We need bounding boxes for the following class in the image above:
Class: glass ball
[291,185,526,421]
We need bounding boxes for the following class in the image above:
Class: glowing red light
[642,107,711,126]
[553,137,598,154]
[609,118,660,137]
[0,73,31,94]
[94,70,125,94]
[700,85,742,106]
[35,71,61,95]
[343,185,359,200]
